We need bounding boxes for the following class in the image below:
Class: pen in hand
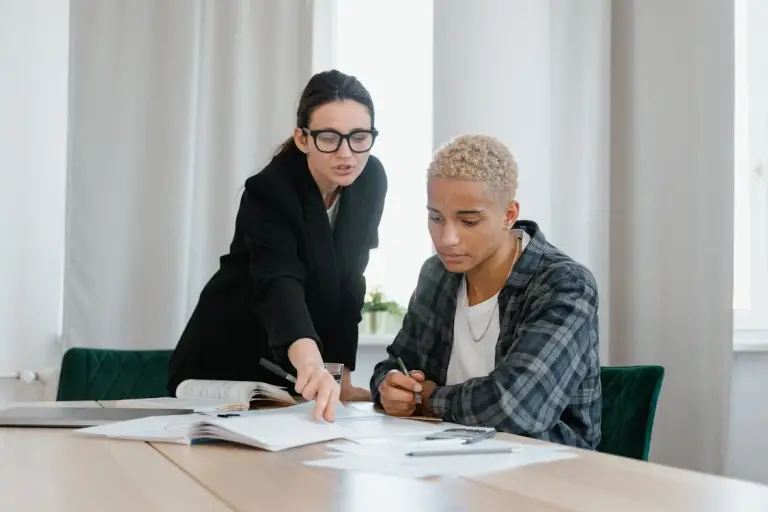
[396,357,422,405]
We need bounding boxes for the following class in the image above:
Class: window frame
[734,167,768,333]
[733,0,768,335]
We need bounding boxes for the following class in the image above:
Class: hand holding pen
[377,357,426,417]
[396,357,422,405]
[259,356,339,422]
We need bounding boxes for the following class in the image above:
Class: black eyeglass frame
[302,127,379,154]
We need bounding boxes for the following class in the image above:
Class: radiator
[0,369,57,384]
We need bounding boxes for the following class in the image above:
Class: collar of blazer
[280,148,383,281]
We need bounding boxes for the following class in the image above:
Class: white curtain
[0,0,69,401]
[433,0,734,474]
[608,0,734,475]
[63,0,315,352]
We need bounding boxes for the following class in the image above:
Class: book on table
[74,407,353,451]
[74,401,436,451]
[115,379,297,411]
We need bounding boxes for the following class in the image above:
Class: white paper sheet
[303,441,577,478]
[74,414,203,442]
[338,416,447,440]
[221,401,383,420]
[325,438,522,458]
[205,413,353,451]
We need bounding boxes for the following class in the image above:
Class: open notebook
[74,402,438,451]
[74,410,351,451]
[116,379,296,411]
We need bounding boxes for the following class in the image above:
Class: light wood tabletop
[0,427,232,512]
[153,440,562,512]
[152,412,768,512]
[4,400,768,511]
[468,436,768,512]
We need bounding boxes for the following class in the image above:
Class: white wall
[432,0,612,360]
[0,0,69,401]
[433,0,552,235]
[727,0,768,485]
[727,353,768,483]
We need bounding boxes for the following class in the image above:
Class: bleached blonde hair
[427,134,519,203]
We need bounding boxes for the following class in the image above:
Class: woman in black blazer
[168,70,387,422]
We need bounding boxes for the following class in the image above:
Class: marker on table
[258,358,297,384]
[396,357,422,405]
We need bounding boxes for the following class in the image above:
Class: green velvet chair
[597,365,664,460]
[56,348,174,401]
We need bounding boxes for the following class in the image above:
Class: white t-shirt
[445,231,531,386]
[326,196,340,229]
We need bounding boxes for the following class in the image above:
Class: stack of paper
[304,436,577,478]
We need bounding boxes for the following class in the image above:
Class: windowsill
[734,330,768,352]
[359,333,396,347]
[362,332,768,351]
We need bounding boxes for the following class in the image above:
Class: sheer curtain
[63,0,315,352]
[434,0,734,474]
[0,0,69,401]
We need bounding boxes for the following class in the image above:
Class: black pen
[259,358,297,384]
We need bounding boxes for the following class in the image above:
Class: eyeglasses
[303,128,378,154]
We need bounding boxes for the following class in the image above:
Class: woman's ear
[294,127,309,154]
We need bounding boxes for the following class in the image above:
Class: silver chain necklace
[466,235,522,343]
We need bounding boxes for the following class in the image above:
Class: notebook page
[207,413,351,451]
[250,383,296,405]
[221,401,382,420]
[176,380,258,402]
[115,397,247,411]
[74,414,201,443]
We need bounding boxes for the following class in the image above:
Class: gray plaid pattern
[370,221,601,449]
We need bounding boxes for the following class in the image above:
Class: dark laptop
[0,407,194,428]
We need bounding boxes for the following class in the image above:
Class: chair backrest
[56,348,174,401]
[597,365,664,460]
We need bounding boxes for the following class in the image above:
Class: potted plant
[362,288,404,334]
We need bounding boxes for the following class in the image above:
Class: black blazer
[167,148,387,394]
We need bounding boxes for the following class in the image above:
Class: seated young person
[369,134,601,449]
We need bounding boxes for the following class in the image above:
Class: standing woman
[168,70,387,422]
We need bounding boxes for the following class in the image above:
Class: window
[334,0,434,309]
[733,0,768,332]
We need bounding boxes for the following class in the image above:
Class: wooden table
[0,401,231,511]
[3,400,768,511]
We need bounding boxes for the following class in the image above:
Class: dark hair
[276,69,375,155]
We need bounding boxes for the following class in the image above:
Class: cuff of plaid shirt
[425,384,456,419]
[370,370,390,406]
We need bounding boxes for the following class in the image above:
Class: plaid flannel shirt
[370,221,602,449]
